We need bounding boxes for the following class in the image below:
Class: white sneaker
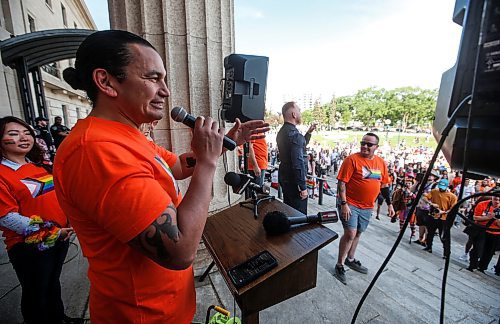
[459,253,469,261]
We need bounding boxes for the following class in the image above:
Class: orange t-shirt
[0,163,68,250]
[452,176,462,189]
[53,117,195,323]
[337,153,390,209]
[247,137,268,171]
[424,189,458,220]
[474,200,500,235]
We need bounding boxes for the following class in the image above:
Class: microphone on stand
[224,172,270,195]
[171,106,237,151]
[263,210,338,235]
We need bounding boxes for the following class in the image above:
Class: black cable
[438,190,500,324]
[0,239,80,302]
[1,238,79,266]
[446,190,500,230]
[440,104,473,324]
[351,94,472,324]
[232,296,237,323]
[218,77,233,207]
[64,241,80,264]
[0,283,20,301]
[438,0,494,317]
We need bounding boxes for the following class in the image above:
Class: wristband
[381,187,392,205]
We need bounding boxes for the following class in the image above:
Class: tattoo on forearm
[131,203,179,259]
[339,182,346,193]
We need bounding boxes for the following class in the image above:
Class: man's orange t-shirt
[53,117,195,323]
[424,189,458,220]
[474,200,500,235]
[0,163,68,250]
[337,153,390,209]
[247,137,268,171]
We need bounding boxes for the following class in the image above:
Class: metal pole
[15,57,36,124]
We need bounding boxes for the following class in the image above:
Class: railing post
[317,177,324,205]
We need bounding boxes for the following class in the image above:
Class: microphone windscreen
[171,106,187,122]
[263,211,290,235]
[224,172,241,187]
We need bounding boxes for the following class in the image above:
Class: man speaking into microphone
[54,30,268,323]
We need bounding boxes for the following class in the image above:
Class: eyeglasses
[360,141,377,147]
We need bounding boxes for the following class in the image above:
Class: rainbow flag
[362,166,382,180]
[21,174,54,198]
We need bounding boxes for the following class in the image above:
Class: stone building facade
[0,0,96,126]
[108,0,240,211]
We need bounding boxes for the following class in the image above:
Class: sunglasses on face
[360,141,377,148]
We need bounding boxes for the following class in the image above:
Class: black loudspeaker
[433,0,500,177]
[221,54,269,123]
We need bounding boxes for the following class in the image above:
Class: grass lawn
[310,130,437,149]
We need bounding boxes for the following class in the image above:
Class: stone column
[108,0,238,211]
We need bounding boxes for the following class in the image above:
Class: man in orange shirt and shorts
[334,133,395,284]
[54,30,268,323]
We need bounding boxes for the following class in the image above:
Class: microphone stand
[239,189,275,218]
[243,142,250,199]
[200,144,272,283]
[199,190,274,283]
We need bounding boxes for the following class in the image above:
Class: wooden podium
[202,198,338,323]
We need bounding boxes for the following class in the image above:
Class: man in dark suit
[276,101,316,214]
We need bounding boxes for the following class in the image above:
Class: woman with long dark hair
[0,116,80,324]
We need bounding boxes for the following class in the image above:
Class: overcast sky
[85,0,463,111]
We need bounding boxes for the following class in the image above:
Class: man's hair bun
[63,67,82,90]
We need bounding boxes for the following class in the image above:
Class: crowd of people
[33,115,71,164]
[267,126,500,281]
[1,29,498,323]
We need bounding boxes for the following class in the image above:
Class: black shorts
[376,194,384,206]
[416,208,429,226]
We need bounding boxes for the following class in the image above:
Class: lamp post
[384,119,391,143]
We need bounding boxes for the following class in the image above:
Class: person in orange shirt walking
[247,137,268,186]
[334,133,395,284]
[56,30,268,323]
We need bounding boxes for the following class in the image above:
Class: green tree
[336,96,354,126]
[352,87,387,127]
[388,87,437,129]
[264,110,281,128]
[301,109,313,125]
[335,86,437,129]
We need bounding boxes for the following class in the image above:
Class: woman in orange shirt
[0,116,78,324]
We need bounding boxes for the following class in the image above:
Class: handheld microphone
[224,172,270,195]
[171,106,237,151]
[262,210,338,235]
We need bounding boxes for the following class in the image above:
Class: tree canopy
[265,87,438,130]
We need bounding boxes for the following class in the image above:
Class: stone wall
[109,0,240,211]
